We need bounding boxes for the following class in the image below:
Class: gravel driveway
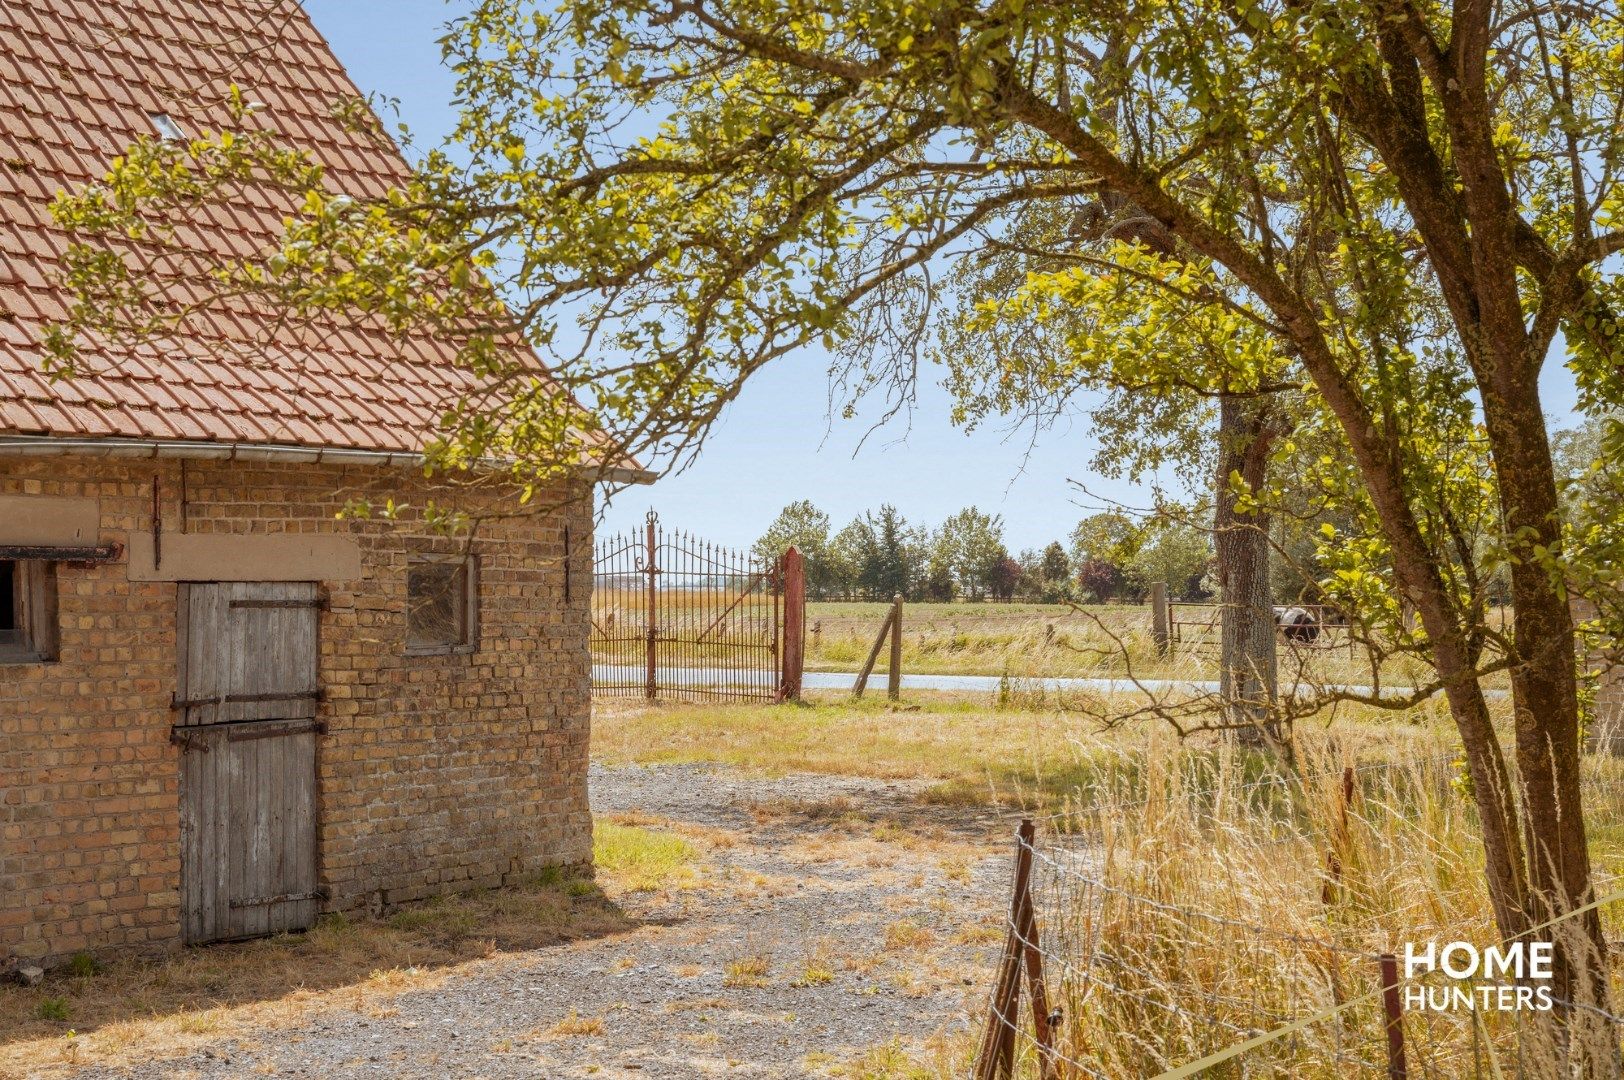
[66,762,1017,1079]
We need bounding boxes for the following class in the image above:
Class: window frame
[0,559,60,664]
[404,553,479,657]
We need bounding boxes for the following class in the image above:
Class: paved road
[591,664,1494,699]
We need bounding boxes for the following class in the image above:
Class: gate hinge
[229,890,323,909]
[171,689,325,710]
[229,596,329,611]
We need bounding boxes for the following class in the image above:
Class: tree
[1124,522,1212,604]
[918,530,958,601]
[1011,547,1044,601]
[1214,397,1286,740]
[1075,558,1125,605]
[937,507,1006,599]
[988,551,1021,602]
[53,0,1624,1032]
[753,500,833,597]
[1037,542,1071,602]
[917,556,957,603]
[1068,513,1145,572]
[860,505,911,601]
[947,209,1297,739]
[827,519,873,601]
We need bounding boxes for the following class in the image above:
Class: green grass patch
[592,821,698,892]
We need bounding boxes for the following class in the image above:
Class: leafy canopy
[47,0,1624,662]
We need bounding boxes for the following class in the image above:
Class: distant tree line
[752,501,1221,603]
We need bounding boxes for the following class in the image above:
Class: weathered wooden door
[176,582,322,944]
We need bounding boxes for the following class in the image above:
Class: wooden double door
[176,582,323,944]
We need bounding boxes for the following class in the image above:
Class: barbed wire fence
[971,754,1624,1079]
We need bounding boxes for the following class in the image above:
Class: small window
[147,112,184,141]
[406,555,478,655]
[0,560,59,663]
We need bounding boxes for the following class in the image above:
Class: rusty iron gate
[592,511,803,701]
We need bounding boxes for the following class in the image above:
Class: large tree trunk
[1214,395,1283,751]
[1483,369,1611,1029]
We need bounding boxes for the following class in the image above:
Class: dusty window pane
[407,561,468,649]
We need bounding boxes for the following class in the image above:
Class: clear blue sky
[301,1,1585,554]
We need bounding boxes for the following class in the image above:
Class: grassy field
[593,690,1466,810]
[590,596,1498,690]
[798,599,1462,687]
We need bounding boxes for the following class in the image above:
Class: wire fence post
[976,818,1040,1080]
[1151,581,1170,655]
[1378,952,1409,1079]
[1321,765,1355,908]
[1016,847,1057,1080]
[887,593,903,701]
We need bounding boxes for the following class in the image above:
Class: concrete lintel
[0,495,101,546]
[128,532,363,582]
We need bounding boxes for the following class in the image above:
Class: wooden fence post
[853,605,896,699]
[1321,765,1356,908]
[888,594,903,701]
[1151,581,1170,655]
[778,547,805,703]
[644,511,658,700]
[1378,952,1409,1080]
[975,819,1044,1080]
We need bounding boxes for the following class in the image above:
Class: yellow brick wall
[0,456,593,964]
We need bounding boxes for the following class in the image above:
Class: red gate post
[778,547,805,703]
[644,511,658,700]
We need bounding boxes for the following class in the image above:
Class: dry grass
[722,953,772,988]
[869,748,1624,1078]
[545,1009,607,1037]
[1028,750,1569,1076]
[829,1034,967,1079]
[793,955,836,987]
[0,870,630,1080]
[594,692,1458,811]
[881,920,933,952]
[795,600,1472,688]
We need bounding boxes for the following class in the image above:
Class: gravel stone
[68,762,1018,1079]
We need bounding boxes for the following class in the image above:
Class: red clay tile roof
[0,0,543,454]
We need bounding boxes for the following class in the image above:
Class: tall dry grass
[999,746,1624,1078]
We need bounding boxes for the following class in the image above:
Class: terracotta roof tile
[0,0,560,455]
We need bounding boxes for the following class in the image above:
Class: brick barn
[0,2,610,965]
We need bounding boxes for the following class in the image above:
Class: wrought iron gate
[592,511,797,701]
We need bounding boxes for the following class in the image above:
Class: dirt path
[68,763,1015,1079]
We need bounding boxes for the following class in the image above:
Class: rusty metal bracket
[227,718,326,741]
[229,596,329,611]
[170,689,325,710]
[0,543,122,565]
[169,727,210,752]
[229,890,322,909]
